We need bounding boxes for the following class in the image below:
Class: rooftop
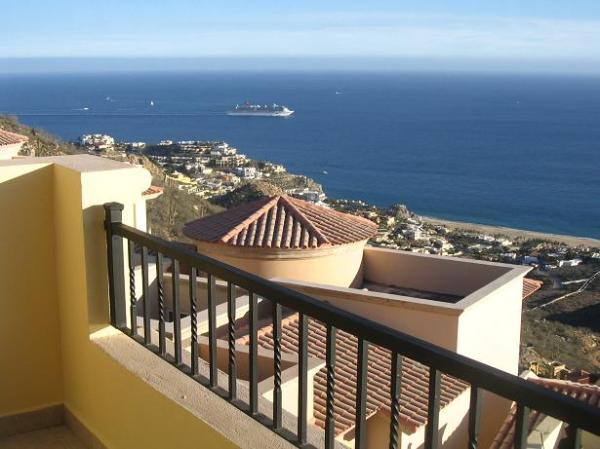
[0,129,28,146]
[238,313,469,436]
[489,377,600,449]
[522,278,543,300]
[142,185,164,199]
[183,195,378,249]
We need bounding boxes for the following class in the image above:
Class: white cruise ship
[227,102,294,117]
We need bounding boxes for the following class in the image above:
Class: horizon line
[2,56,600,76]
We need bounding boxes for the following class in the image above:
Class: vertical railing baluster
[468,386,481,449]
[424,368,441,449]
[272,302,282,430]
[227,282,237,400]
[355,338,368,449]
[189,267,198,376]
[104,203,127,329]
[325,324,337,449]
[389,351,402,449]
[172,259,182,365]
[297,313,308,445]
[249,292,258,414]
[208,274,217,387]
[514,403,529,449]
[564,424,582,449]
[157,252,165,356]
[141,246,150,345]
[127,240,137,336]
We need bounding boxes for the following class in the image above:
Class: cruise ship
[227,102,294,117]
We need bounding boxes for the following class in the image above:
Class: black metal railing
[104,203,599,449]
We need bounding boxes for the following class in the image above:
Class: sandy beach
[421,216,600,248]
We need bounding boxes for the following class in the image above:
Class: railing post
[104,202,127,329]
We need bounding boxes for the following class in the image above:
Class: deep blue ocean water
[1,71,599,238]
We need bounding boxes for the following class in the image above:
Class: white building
[80,134,115,150]
[235,166,257,179]
[288,188,326,204]
[522,255,540,265]
[558,258,583,267]
[406,225,424,241]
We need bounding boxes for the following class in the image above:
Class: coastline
[420,215,600,248]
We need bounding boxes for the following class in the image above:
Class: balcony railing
[104,203,599,449]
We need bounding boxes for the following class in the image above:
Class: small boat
[150,100,155,106]
[322,170,328,175]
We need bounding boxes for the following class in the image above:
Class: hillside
[146,187,224,240]
[0,115,81,157]
[213,180,284,208]
[0,116,222,240]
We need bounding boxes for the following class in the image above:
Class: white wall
[0,142,25,160]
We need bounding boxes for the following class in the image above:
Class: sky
[2,1,600,72]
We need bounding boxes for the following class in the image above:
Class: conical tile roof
[183,195,378,249]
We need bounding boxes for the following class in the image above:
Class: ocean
[1,71,599,238]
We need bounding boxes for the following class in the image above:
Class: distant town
[79,133,324,202]
[78,133,600,270]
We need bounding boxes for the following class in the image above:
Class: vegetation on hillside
[520,265,600,372]
[0,116,221,241]
[147,187,224,241]
[262,172,322,192]
[0,115,81,157]
[213,179,284,208]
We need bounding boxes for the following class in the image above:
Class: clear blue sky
[2,1,600,71]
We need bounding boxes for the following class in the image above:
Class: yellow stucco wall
[0,163,64,416]
[0,157,240,448]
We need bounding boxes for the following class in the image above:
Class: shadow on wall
[83,205,112,330]
[0,164,64,416]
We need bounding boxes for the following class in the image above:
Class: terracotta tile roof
[0,129,28,146]
[142,185,164,198]
[522,278,543,300]
[489,378,600,449]
[183,195,378,249]
[238,314,468,436]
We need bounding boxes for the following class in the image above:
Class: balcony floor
[0,426,88,449]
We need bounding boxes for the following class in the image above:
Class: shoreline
[420,215,600,248]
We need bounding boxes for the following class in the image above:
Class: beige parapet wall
[363,246,515,297]
[273,249,530,449]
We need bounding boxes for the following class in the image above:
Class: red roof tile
[142,185,164,197]
[238,314,468,436]
[0,129,28,146]
[183,195,378,249]
[489,378,600,449]
[522,278,543,301]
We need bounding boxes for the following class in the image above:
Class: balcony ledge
[91,326,345,449]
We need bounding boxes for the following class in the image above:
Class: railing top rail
[111,221,600,434]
